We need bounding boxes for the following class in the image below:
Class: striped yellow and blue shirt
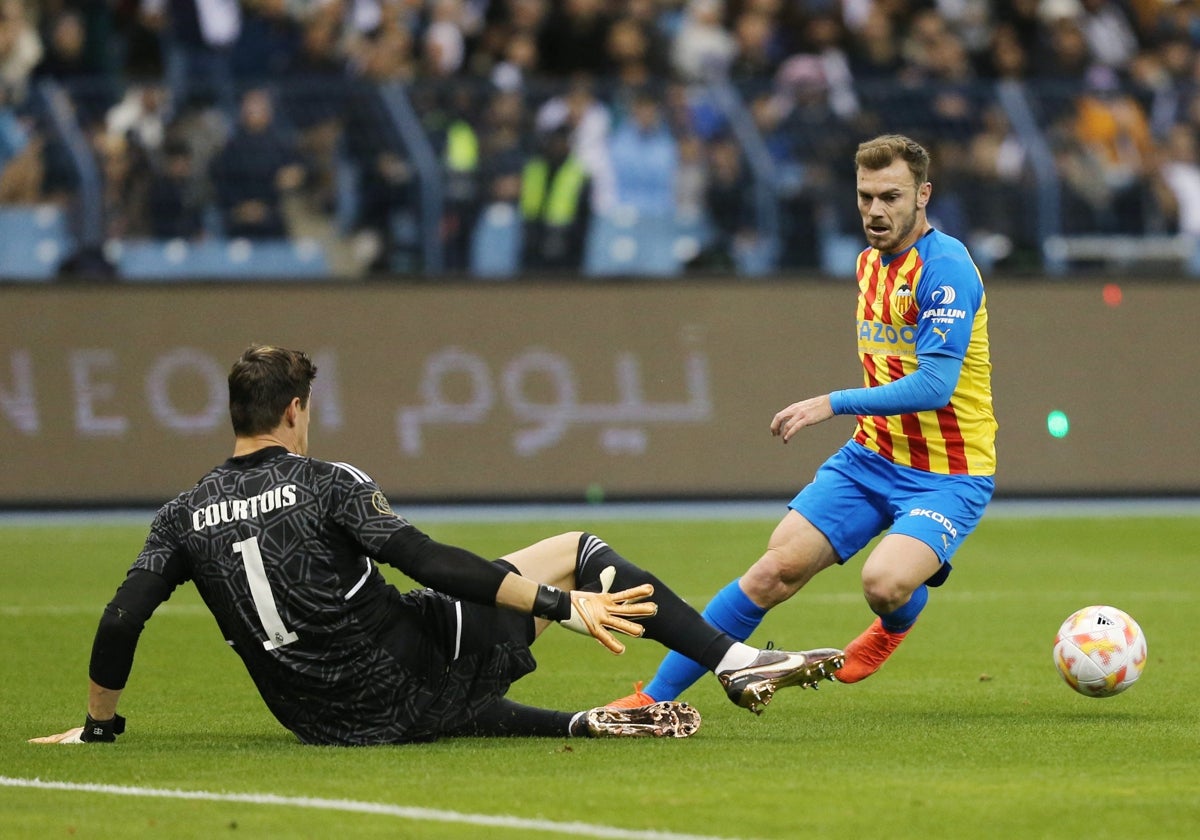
[830,228,996,476]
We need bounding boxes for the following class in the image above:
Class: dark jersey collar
[225,445,291,468]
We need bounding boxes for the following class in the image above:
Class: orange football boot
[605,680,656,709]
[834,617,911,683]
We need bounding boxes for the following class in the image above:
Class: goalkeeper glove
[533,566,657,654]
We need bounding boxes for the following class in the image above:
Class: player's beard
[864,198,920,254]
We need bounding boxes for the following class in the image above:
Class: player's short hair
[855,134,930,188]
[228,345,318,436]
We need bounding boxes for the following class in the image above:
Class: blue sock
[644,579,768,701]
[879,584,928,633]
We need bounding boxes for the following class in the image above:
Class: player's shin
[879,583,928,632]
[644,578,768,701]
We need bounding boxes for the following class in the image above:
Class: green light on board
[1046,411,1070,439]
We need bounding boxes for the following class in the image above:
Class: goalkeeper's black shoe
[585,701,701,739]
[718,648,845,715]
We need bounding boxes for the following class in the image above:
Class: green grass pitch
[3,512,1198,839]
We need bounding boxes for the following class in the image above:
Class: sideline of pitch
[0,776,746,840]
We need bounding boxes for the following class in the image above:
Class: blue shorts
[789,442,994,586]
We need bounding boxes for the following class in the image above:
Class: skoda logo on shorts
[909,507,958,539]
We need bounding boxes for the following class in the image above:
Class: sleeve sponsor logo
[921,306,967,326]
[371,490,394,516]
[931,285,956,306]
[923,285,967,327]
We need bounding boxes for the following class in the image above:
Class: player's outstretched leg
[583,701,702,739]
[448,698,700,739]
[718,647,844,714]
[573,534,841,715]
[608,578,770,708]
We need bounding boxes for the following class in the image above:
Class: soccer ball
[1052,605,1147,698]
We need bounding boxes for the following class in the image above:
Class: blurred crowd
[1,0,1198,277]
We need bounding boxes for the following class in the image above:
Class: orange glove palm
[560,566,657,654]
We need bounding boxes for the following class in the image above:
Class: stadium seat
[584,208,682,277]
[734,237,779,276]
[0,206,73,281]
[816,210,860,277]
[819,235,861,277]
[469,202,522,278]
[115,238,329,281]
[671,211,710,268]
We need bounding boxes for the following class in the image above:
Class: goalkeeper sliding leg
[504,532,843,717]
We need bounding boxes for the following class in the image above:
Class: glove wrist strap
[531,584,572,621]
[80,713,125,742]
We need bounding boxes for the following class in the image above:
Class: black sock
[450,698,578,738]
[574,533,732,671]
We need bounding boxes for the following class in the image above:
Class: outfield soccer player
[611,134,997,708]
[32,345,843,747]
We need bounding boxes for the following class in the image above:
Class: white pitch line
[0,776,748,840]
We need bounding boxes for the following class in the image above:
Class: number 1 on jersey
[233,536,300,650]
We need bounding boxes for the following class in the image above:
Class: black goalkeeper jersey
[132,446,460,744]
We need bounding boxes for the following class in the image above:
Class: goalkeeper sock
[879,584,928,633]
[568,711,589,737]
[574,533,731,671]
[451,698,579,737]
[645,578,768,702]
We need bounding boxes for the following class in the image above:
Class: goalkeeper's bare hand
[560,566,657,654]
[29,727,85,744]
[29,714,124,744]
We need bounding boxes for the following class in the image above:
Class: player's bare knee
[860,570,911,614]
[542,532,586,556]
[742,550,810,607]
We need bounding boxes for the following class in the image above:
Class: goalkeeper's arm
[377,526,656,653]
[31,569,174,744]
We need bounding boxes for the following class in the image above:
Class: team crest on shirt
[891,283,918,321]
[372,491,393,516]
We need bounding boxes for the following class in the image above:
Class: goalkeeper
[32,344,842,747]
